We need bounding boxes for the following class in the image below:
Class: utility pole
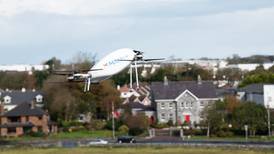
[244,125,248,141]
[112,101,115,139]
[267,103,271,137]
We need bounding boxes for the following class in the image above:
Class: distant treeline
[227,54,274,64]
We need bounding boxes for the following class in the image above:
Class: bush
[90,120,107,130]
[216,130,234,137]
[167,120,174,127]
[105,119,123,131]
[151,123,169,129]
[128,127,144,136]
[27,131,46,137]
[118,125,129,134]
[61,121,84,132]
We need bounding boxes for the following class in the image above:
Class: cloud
[0,0,195,17]
[0,0,274,64]
[0,0,125,16]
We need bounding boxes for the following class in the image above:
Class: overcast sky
[0,0,274,64]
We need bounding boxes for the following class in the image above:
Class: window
[36,95,43,103]
[161,113,165,120]
[190,102,194,108]
[38,116,43,120]
[160,103,165,109]
[181,102,184,108]
[8,127,16,133]
[9,117,20,123]
[200,101,204,107]
[169,114,173,120]
[4,96,11,104]
[169,102,173,109]
[185,101,189,108]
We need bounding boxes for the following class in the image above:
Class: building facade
[151,79,218,125]
[0,102,57,137]
[238,84,274,109]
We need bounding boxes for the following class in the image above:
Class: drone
[53,48,164,92]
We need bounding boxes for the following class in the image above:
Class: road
[1,136,274,149]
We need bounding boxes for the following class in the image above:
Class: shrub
[167,120,174,127]
[90,120,107,130]
[28,131,46,137]
[118,125,129,134]
[216,130,234,137]
[105,119,123,131]
[128,127,144,136]
[151,123,169,129]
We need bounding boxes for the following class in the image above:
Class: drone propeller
[53,68,102,75]
[117,58,164,62]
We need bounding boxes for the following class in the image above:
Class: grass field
[5,130,123,141]
[0,147,273,154]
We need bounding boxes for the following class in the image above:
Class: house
[0,88,44,111]
[238,84,274,109]
[121,101,156,124]
[0,64,49,72]
[118,83,151,99]
[0,101,57,137]
[227,63,274,72]
[118,83,155,123]
[150,77,218,125]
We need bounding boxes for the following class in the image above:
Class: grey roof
[216,88,237,97]
[123,101,155,111]
[238,83,264,94]
[151,81,217,100]
[0,90,43,105]
[3,102,45,117]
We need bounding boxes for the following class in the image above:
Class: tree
[92,80,121,120]
[232,102,267,136]
[202,100,227,135]
[70,51,96,71]
[124,113,149,136]
[42,75,77,121]
[216,68,243,81]
[44,57,61,72]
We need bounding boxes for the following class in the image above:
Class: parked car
[88,139,108,145]
[117,136,136,143]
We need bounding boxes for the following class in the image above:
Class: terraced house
[151,77,218,125]
[0,88,57,137]
[0,101,57,137]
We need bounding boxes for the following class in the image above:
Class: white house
[238,84,274,109]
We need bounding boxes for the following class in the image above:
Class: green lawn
[0,147,273,154]
[4,130,123,141]
[190,135,272,142]
[49,130,115,139]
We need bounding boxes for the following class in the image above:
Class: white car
[88,139,108,145]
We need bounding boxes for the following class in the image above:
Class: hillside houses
[238,84,274,109]
[0,88,45,111]
[118,77,219,125]
[0,101,57,137]
[151,78,218,125]
[0,88,57,137]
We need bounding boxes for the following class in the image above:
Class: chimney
[197,75,202,85]
[164,76,168,86]
[30,100,36,109]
